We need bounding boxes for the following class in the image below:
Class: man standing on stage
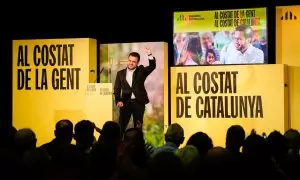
[113,47,156,136]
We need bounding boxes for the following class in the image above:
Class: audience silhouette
[1,120,299,180]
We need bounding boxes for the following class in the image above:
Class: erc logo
[177,14,188,21]
[281,11,297,20]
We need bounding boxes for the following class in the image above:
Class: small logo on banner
[177,14,204,21]
[177,14,187,21]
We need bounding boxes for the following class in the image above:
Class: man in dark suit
[114,47,156,136]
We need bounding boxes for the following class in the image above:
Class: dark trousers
[119,99,145,137]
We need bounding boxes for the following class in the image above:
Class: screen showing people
[173,8,267,65]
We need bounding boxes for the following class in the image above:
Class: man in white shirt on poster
[219,25,264,65]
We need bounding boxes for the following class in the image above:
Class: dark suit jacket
[114,58,156,105]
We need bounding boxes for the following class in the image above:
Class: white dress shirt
[126,68,136,99]
[220,43,264,64]
[125,55,154,99]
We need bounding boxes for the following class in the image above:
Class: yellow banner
[174,8,267,32]
[171,64,288,147]
[12,38,99,146]
[276,6,300,130]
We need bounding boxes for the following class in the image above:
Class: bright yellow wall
[85,83,113,130]
[276,6,300,130]
[171,64,288,147]
[12,38,106,146]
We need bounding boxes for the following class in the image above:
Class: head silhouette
[99,121,121,143]
[165,123,184,147]
[74,120,95,150]
[54,119,73,145]
[284,129,300,152]
[226,125,245,153]
[267,130,288,160]
[14,128,37,154]
[187,132,213,156]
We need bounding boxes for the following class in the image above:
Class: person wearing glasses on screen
[219,24,264,64]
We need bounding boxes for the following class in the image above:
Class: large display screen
[173,8,267,65]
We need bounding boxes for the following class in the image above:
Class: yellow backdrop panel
[171,64,288,147]
[276,6,300,130]
[85,83,113,129]
[12,38,110,146]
